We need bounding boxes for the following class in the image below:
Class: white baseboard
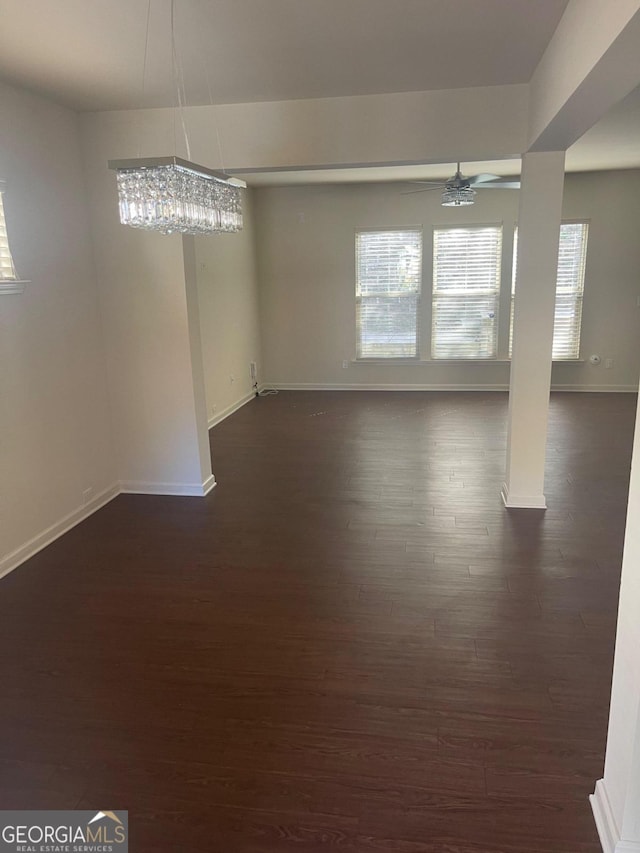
[267,382,638,393]
[501,482,547,510]
[552,384,638,393]
[0,482,120,581]
[208,390,258,428]
[120,475,216,497]
[269,382,509,392]
[590,779,640,853]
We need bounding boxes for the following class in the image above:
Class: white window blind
[356,229,422,358]
[0,187,17,281]
[432,226,502,359]
[510,222,588,359]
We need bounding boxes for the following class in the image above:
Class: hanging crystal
[109,158,245,236]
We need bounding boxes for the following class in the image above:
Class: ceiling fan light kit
[441,186,476,207]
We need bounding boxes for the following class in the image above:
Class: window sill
[0,280,30,295]
[352,358,586,365]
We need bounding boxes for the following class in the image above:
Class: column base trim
[590,779,640,853]
[591,779,618,853]
[201,474,217,496]
[501,483,547,510]
[120,476,217,497]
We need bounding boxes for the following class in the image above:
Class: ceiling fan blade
[474,180,521,190]
[400,185,447,195]
[407,180,448,185]
[468,172,503,184]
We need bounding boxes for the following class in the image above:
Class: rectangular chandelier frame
[108,157,247,236]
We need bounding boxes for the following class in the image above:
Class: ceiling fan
[403,162,520,206]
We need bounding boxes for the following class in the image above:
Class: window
[511,222,588,359]
[432,226,502,359]
[356,229,422,358]
[0,184,18,281]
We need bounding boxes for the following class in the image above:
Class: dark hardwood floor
[0,391,635,851]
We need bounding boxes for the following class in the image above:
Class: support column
[182,235,216,493]
[591,392,640,853]
[502,150,565,510]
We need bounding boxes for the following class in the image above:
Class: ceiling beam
[82,84,528,174]
[528,0,640,152]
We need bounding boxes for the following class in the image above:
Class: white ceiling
[0,0,568,111]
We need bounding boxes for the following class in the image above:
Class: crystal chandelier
[108,157,245,236]
[441,186,476,207]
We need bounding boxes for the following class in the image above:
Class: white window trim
[0,281,28,294]
[350,358,585,365]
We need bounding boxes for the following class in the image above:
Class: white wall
[195,190,262,425]
[592,389,640,847]
[255,170,640,391]
[0,81,117,574]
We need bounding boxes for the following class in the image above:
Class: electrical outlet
[342,360,349,369]
[229,375,235,384]
[250,361,257,382]
[605,358,614,369]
